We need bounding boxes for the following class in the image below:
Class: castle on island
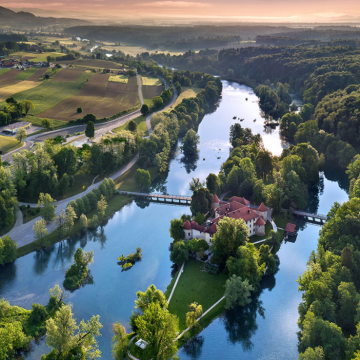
[183,194,268,245]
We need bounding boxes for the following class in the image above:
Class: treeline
[10,130,137,202]
[138,71,222,172]
[297,197,360,360]
[0,40,30,56]
[0,34,27,42]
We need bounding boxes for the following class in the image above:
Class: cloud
[136,1,209,8]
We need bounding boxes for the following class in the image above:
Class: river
[0,81,349,359]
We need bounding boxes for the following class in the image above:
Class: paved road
[6,154,139,247]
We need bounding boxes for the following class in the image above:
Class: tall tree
[186,302,203,329]
[37,193,56,222]
[15,128,27,143]
[224,274,253,309]
[85,121,95,139]
[32,219,48,247]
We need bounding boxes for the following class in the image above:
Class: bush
[141,104,149,115]
[77,107,83,113]
[128,120,137,132]
[205,262,220,274]
[0,236,17,266]
[28,303,48,325]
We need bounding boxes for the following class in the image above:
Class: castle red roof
[284,223,296,233]
[206,223,217,234]
[228,196,250,206]
[257,202,267,212]
[183,220,191,230]
[255,217,266,226]
[227,207,259,222]
[191,221,206,232]
[213,194,220,203]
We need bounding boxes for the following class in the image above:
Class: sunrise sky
[5,0,360,22]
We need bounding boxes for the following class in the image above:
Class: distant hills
[0,6,91,29]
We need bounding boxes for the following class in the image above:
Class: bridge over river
[292,210,328,223]
[118,191,191,205]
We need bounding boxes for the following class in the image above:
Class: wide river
[0,81,349,359]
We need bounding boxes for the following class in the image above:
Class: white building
[183,195,267,245]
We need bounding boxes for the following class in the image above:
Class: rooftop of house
[284,223,296,233]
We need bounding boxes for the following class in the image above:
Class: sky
[5,0,360,22]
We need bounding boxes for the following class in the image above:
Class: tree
[64,205,77,234]
[141,104,149,115]
[0,321,27,359]
[45,304,77,356]
[190,187,212,216]
[134,168,151,189]
[169,218,185,241]
[152,96,163,110]
[186,302,203,329]
[224,274,254,309]
[170,240,189,265]
[135,284,167,312]
[0,236,17,266]
[112,323,129,360]
[189,177,205,192]
[45,303,102,359]
[15,128,27,143]
[256,150,273,179]
[182,129,200,157]
[82,114,96,122]
[58,173,70,196]
[21,99,35,115]
[226,166,239,192]
[85,121,95,139]
[299,347,325,360]
[97,195,107,219]
[135,302,179,360]
[80,214,88,230]
[77,107,83,113]
[128,120,137,132]
[33,219,48,247]
[211,217,249,268]
[37,193,56,222]
[53,146,77,177]
[300,103,315,121]
[41,118,51,130]
[206,173,220,195]
[49,284,68,309]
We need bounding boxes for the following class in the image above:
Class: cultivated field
[56,59,123,69]
[0,81,40,102]
[0,69,10,76]
[51,68,85,82]
[141,75,162,86]
[0,72,93,116]
[142,85,162,99]
[25,68,48,81]
[38,74,139,121]
[9,52,66,62]
[108,75,128,83]
[15,68,40,80]
[0,70,22,87]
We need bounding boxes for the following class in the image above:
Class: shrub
[76,107,83,113]
[28,303,48,325]
[128,120,137,132]
[205,262,220,275]
[88,215,99,229]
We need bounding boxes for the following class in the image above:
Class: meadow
[0,81,40,102]
[108,74,128,83]
[170,86,202,108]
[56,59,123,69]
[10,51,66,62]
[14,67,40,80]
[141,74,162,86]
[0,135,23,154]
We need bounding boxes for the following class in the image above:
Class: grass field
[14,68,40,80]
[0,81,41,102]
[10,52,66,62]
[141,75,162,86]
[165,259,228,331]
[26,68,48,81]
[113,115,147,136]
[55,59,123,69]
[39,74,139,121]
[0,71,93,118]
[0,135,23,154]
[170,87,202,108]
[51,68,85,82]
[108,74,128,83]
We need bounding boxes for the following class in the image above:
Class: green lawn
[15,68,40,80]
[0,135,23,154]
[113,115,148,136]
[17,193,134,258]
[0,69,10,76]
[22,115,66,129]
[166,259,228,331]
[10,51,66,62]
[114,164,159,192]
[169,86,202,109]
[0,71,93,117]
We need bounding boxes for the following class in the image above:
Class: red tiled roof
[228,196,250,206]
[191,221,206,232]
[227,207,259,222]
[183,220,191,230]
[213,194,220,203]
[255,217,266,226]
[230,201,247,212]
[257,202,267,212]
[206,223,217,234]
[285,223,296,233]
